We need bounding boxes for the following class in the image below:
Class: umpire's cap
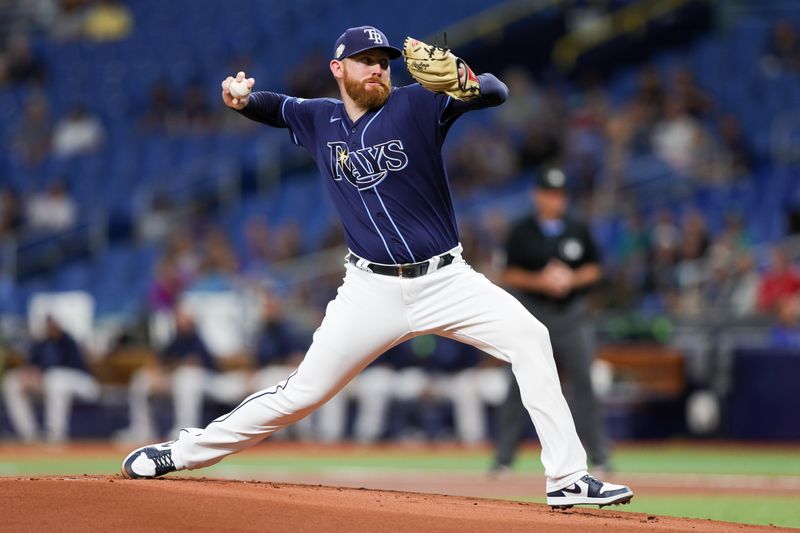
[333,26,402,60]
[536,168,568,191]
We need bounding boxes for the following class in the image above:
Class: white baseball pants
[169,253,588,491]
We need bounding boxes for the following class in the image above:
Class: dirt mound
[1,476,789,533]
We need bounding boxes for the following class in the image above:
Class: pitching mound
[2,476,788,532]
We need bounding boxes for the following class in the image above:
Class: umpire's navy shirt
[239,75,507,264]
[504,214,601,306]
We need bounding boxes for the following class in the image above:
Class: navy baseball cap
[333,26,402,61]
[536,168,568,190]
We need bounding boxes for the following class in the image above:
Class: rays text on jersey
[327,140,409,190]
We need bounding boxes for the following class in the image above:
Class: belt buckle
[398,264,421,277]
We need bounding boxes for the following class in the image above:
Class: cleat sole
[549,492,634,510]
[599,495,634,508]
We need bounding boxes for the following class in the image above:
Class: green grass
[508,494,800,529]
[610,445,800,476]
[0,458,119,476]
[2,444,800,476]
[622,495,800,529]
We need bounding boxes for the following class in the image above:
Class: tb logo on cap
[364,28,384,44]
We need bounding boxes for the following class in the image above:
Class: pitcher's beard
[344,72,391,110]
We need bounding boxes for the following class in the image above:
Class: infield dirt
[2,476,794,533]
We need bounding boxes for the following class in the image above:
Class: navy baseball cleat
[121,441,178,479]
[547,474,633,509]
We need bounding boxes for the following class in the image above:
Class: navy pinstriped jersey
[239,75,507,264]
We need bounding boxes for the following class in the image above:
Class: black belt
[347,252,456,278]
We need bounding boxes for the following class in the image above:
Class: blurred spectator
[757,244,800,314]
[595,211,648,309]
[249,295,313,440]
[1,316,100,442]
[430,339,508,445]
[117,309,247,441]
[0,186,24,239]
[717,114,754,177]
[519,121,563,171]
[447,128,519,193]
[182,79,217,133]
[634,65,666,118]
[564,86,608,199]
[25,179,78,233]
[602,94,659,189]
[680,209,711,262]
[148,254,185,313]
[137,192,178,242]
[644,208,680,303]
[50,0,91,41]
[770,294,800,349]
[82,0,132,42]
[5,0,60,33]
[314,342,414,443]
[137,79,184,134]
[761,19,800,78]
[674,209,711,315]
[670,66,714,119]
[190,227,238,291]
[495,67,545,135]
[169,229,202,284]
[239,216,274,277]
[52,104,105,157]
[718,252,760,317]
[519,85,566,171]
[651,97,708,175]
[272,221,303,261]
[11,95,52,166]
[0,33,47,86]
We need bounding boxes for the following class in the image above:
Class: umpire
[491,168,611,473]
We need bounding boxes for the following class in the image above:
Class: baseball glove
[402,37,480,101]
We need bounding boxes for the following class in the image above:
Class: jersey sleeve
[238,92,329,149]
[403,74,508,137]
[279,96,326,148]
[441,74,508,124]
[403,84,454,130]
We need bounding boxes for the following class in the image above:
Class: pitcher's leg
[414,265,587,490]
[251,365,311,440]
[170,267,410,470]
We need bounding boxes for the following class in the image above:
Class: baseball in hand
[229,77,251,99]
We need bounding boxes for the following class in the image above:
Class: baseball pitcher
[121,26,633,509]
